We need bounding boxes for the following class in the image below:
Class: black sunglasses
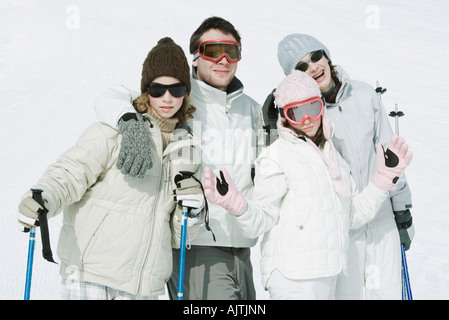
[147,83,187,98]
[295,50,324,72]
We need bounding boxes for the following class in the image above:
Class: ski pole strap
[187,174,216,242]
[31,189,56,264]
[394,209,413,229]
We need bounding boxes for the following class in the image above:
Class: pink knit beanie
[274,70,320,108]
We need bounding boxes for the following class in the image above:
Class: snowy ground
[1,0,448,300]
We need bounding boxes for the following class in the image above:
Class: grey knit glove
[116,112,153,178]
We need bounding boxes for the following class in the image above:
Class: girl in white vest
[203,70,413,299]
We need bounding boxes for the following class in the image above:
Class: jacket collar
[191,66,244,94]
[190,76,244,105]
[329,65,352,104]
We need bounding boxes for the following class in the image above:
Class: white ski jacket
[234,126,389,288]
[186,77,265,247]
[94,77,265,248]
[28,116,199,297]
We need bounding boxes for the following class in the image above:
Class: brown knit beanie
[140,37,191,94]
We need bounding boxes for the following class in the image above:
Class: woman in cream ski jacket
[17,37,202,299]
[204,71,413,299]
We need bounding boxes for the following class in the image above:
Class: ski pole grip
[30,188,56,263]
[31,189,47,212]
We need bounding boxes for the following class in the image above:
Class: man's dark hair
[189,16,241,54]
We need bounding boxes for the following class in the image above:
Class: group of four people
[17,16,414,300]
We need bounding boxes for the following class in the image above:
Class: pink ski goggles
[282,97,324,124]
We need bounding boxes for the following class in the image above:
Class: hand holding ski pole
[20,189,54,300]
[18,191,46,232]
[18,189,56,263]
[173,171,205,300]
[174,171,205,220]
[203,167,247,216]
[372,135,413,191]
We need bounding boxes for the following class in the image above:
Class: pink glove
[372,135,413,191]
[203,167,247,216]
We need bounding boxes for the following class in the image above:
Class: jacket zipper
[136,119,164,295]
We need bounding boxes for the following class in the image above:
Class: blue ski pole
[23,188,56,300]
[401,244,413,300]
[177,206,188,300]
[24,226,36,300]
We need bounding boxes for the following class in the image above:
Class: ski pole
[24,226,36,300]
[23,189,45,300]
[401,244,413,300]
[388,102,412,300]
[23,189,57,300]
[177,206,188,300]
[375,81,387,96]
[31,189,56,264]
[388,103,404,137]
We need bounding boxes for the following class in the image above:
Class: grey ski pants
[167,245,256,300]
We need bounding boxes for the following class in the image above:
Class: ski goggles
[193,40,242,63]
[281,97,324,124]
[295,50,324,72]
[147,83,187,98]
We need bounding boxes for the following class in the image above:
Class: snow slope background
[1,0,448,300]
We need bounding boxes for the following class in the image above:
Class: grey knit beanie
[277,33,331,76]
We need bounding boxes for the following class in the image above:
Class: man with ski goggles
[190,29,244,92]
[165,17,264,301]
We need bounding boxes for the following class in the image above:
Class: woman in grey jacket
[274,33,414,299]
[17,38,203,299]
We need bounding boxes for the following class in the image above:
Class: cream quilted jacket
[29,115,199,296]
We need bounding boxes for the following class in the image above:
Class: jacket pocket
[81,205,147,284]
[57,200,110,273]
[79,203,111,264]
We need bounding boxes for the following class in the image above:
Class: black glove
[117,112,153,178]
[394,209,414,251]
[262,89,279,145]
